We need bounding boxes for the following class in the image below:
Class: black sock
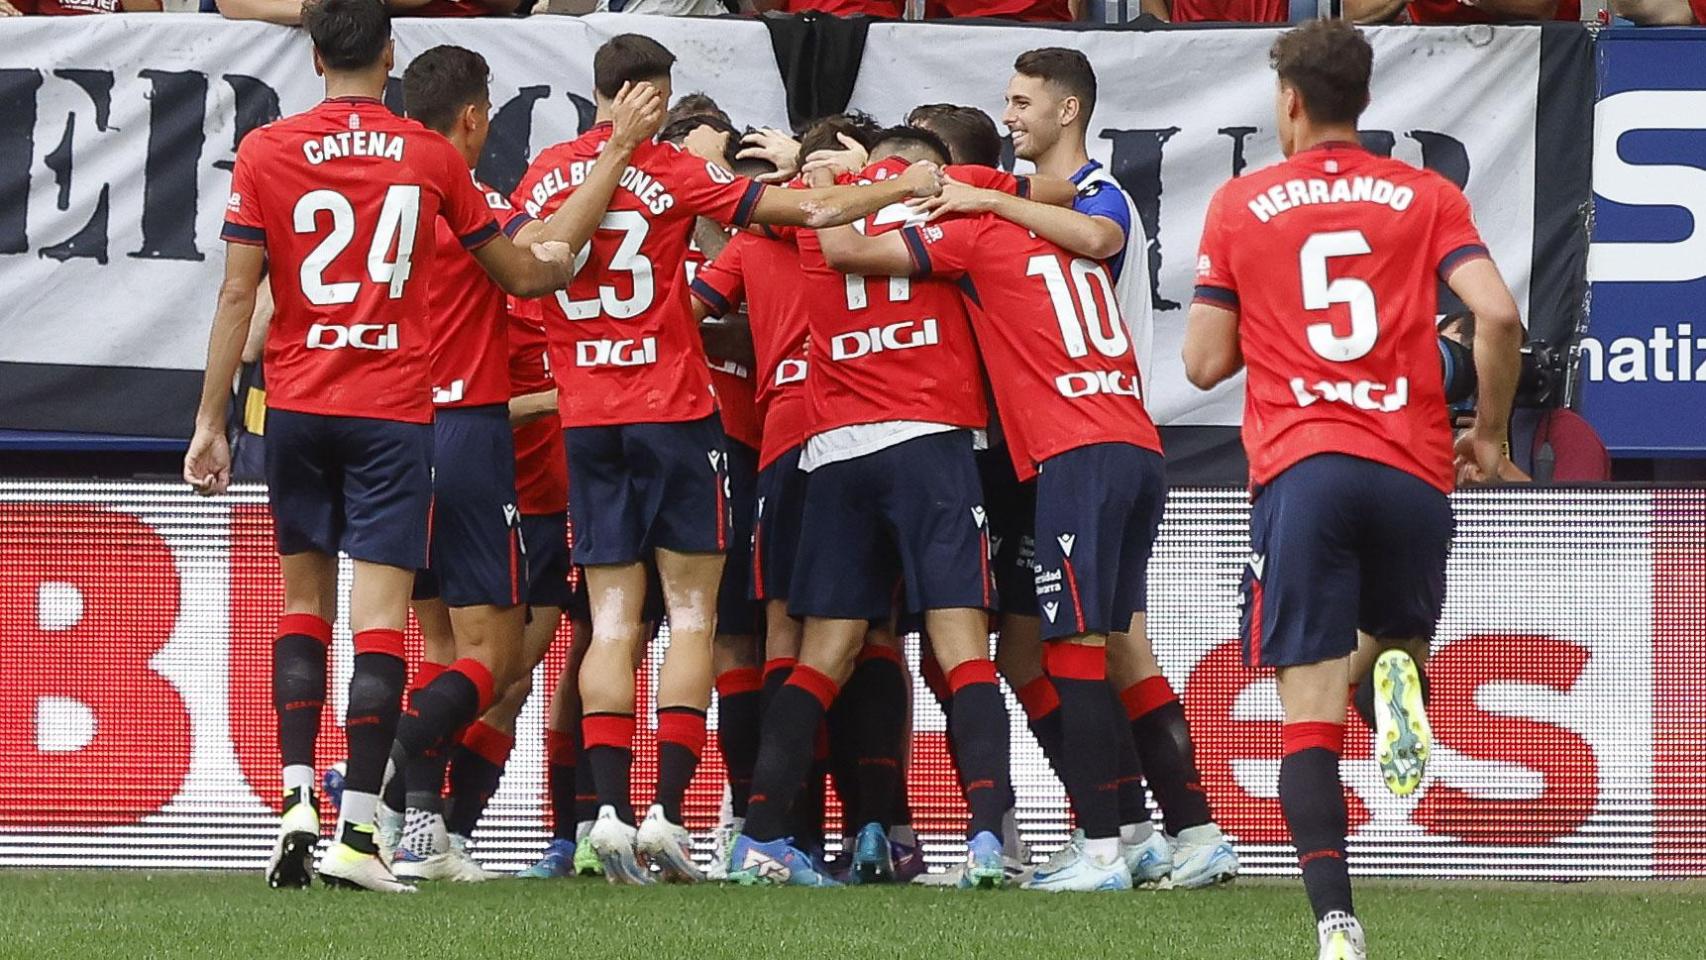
[946,661,1011,838]
[745,666,838,843]
[1351,673,1377,731]
[827,688,863,828]
[395,665,486,760]
[793,755,828,853]
[1281,722,1353,921]
[573,735,600,828]
[546,728,577,841]
[716,668,764,819]
[1112,690,1152,827]
[272,619,329,771]
[853,650,907,833]
[1123,676,1212,834]
[342,645,407,798]
[582,713,635,824]
[655,707,707,824]
[1014,675,1067,779]
[1045,644,1119,840]
[445,723,512,838]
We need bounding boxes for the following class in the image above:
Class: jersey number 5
[1300,230,1378,363]
[292,186,419,306]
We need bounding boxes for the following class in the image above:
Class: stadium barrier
[0,16,1589,439]
[3,483,1702,878]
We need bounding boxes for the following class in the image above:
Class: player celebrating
[183,0,656,893]
[1182,20,1521,958]
[512,34,944,885]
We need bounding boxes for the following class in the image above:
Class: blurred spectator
[6,0,161,12]
[212,0,306,22]
[1139,0,1287,21]
[1614,0,1703,22]
[1344,0,1580,22]
[925,0,1080,20]
[749,0,904,15]
[389,0,522,16]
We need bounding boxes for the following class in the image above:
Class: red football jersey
[1168,0,1285,21]
[903,216,1162,481]
[511,123,767,429]
[428,178,533,408]
[508,300,568,516]
[685,228,763,450]
[13,0,124,13]
[691,229,814,470]
[222,97,499,424]
[1406,0,1579,21]
[1193,142,1488,495]
[784,0,903,14]
[924,0,1073,21]
[795,157,990,436]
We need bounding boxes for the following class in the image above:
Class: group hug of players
[183,1,1523,956]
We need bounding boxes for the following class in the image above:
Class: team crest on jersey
[920,224,944,243]
[226,192,241,211]
[1196,254,1212,278]
[705,161,736,185]
[348,113,361,129]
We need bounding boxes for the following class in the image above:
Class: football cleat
[891,839,926,884]
[1317,911,1368,960]
[958,830,1007,890]
[706,818,741,881]
[1169,826,1239,889]
[573,831,605,877]
[727,835,841,887]
[849,822,895,885]
[518,838,578,879]
[636,804,704,883]
[1021,841,1131,893]
[448,833,499,881]
[266,788,320,890]
[588,806,655,886]
[319,840,415,893]
[1374,648,1431,797]
[1124,828,1174,887]
[375,800,404,866]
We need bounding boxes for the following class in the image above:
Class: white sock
[1001,808,1023,858]
[283,765,316,794]
[1083,836,1122,864]
[1120,821,1154,846]
[889,824,916,847]
[1177,823,1223,845]
[575,820,595,842]
[339,790,378,837]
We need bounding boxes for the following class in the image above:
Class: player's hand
[0,1,22,16]
[1454,428,1515,486]
[799,133,867,182]
[184,426,231,497]
[531,241,580,282]
[737,128,801,184]
[683,123,732,167]
[897,160,945,199]
[908,175,1000,219]
[609,82,665,152]
[801,162,837,189]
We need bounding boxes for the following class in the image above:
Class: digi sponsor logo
[576,338,657,368]
[305,323,398,352]
[830,319,939,361]
[1056,369,1141,400]
[774,358,808,386]
[1289,376,1409,412]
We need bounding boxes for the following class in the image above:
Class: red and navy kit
[428,179,533,408]
[1406,0,1580,21]
[904,212,1167,638]
[509,302,572,610]
[924,0,1073,21]
[782,0,903,14]
[222,97,499,568]
[686,229,764,454]
[1194,142,1480,666]
[1166,0,1285,22]
[12,0,125,13]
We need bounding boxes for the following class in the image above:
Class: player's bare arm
[184,242,267,497]
[509,388,558,425]
[510,81,665,255]
[1181,302,1244,390]
[1139,0,1170,17]
[1444,256,1524,483]
[213,0,306,21]
[1338,0,1410,21]
[749,161,944,229]
[816,224,915,277]
[1614,0,1697,24]
[701,313,756,368]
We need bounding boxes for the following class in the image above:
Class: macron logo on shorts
[1057,533,1076,558]
[503,504,520,527]
[971,506,987,529]
[1249,553,1266,580]
[1043,601,1060,623]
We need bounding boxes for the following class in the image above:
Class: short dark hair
[871,125,950,167]
[1014,47,1097,121]
[667,92,729,128]
[660,114,742,170]
[907,104,1001,168]
[593,34,675,101]
[302,0,390,73]
[1270,19,1373,127]
[402,46,489,136]
[795,112,882,171]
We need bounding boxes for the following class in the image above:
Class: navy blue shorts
[521,512,572,609]
[412,405,524,608]
[1242,454,1454,669]
[750,445,806,604]
[979,447,1039,619]
[789,430,993,621]
[564,413,731,567]
[718,440,761,636]
[264,409,432,570]
[1031,443,1166,641]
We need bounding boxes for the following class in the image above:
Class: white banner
[848,23,1542,426]
[0,14,790,376]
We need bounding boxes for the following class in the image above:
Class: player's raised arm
[748,160,944,229]
[1445,257,1524,482]
[185,242,266,496]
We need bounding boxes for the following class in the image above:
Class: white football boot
[636,804,704,883]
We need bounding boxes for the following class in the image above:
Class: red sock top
[785,664,841,710]
[1044,642,1108,681]
[278,613,332,645]
[545,728,576,766]
[762,657,797,680]
[1120,675,1179,721]
[946,658,998,693]
[352,628,405,659]
[582,713,636,750]
[1282,720,1344,756]
[461,720,515,766]
[856,643,904,667]
[656,707,708,755]
[410,660,448,694]
[1014,675,1061,721]
[716,667,764,697]
[448,658,497,715]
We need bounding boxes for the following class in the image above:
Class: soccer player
[511,33,945,886]
[182,0,657,893]
[1181,20,1521,958]
[814,133,1177,892]
[916,47,1240,887]
[726,127,1014,890]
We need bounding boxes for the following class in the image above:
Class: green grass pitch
[2,872,1701,960]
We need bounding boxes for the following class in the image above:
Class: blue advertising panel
[1582,28,1706,455]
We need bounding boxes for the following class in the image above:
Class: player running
[511,34,945,885]
[1182,20,1521,959]
[183,0,658,893]
[816,131,1171,893]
